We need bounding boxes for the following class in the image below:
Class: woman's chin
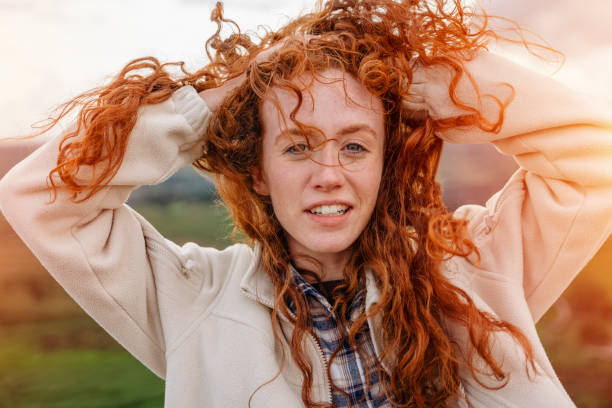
[290,235,356,259]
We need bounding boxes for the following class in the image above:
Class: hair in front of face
[30,0,552,406]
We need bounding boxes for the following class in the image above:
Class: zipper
[241,288,333,404]
[309,331,333,404]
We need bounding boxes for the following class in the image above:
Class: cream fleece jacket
[0,51,610,407]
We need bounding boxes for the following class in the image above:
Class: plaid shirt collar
[286,266,396,408]
[286,265,365,320]
[239,243,391,374]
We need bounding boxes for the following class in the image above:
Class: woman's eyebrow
[274,124,377,145]
[336,124,377,139]
[274,128,307,145]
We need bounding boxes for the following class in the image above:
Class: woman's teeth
[309,204,349,216]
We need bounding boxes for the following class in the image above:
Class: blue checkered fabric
[287,267,397,407]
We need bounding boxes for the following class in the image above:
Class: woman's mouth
[308,204,350,216]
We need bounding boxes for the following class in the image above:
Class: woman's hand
[198,74,245,113]
[401,60,464,122]
[198,35,314,112]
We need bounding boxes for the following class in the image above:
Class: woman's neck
[288,243,350,282]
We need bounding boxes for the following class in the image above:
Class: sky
[0,0,610,140]
[480,0,612,94]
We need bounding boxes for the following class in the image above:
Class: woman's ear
[252,167,270,196]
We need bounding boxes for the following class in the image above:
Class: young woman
[0,0,610,407]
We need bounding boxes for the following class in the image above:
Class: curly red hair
[19,0,554,406]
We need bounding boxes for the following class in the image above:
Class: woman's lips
[304,207,352,226]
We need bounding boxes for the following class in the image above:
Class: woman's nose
[310,143,345,191]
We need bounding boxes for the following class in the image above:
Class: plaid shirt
[287,267,397,407]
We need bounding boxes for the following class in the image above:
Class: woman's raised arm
[410,50,612,322]
[0,86,234,378]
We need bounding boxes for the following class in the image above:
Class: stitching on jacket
[209,310,276,347]
[165,244,249,357]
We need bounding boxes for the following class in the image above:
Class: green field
[133,200,239,248]
[0,319,164,408]
[1,200,611,407]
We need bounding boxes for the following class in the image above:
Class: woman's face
[253,69,385,262]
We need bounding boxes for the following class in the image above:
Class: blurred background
[0,0,610,406]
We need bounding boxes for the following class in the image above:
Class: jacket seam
[209,311,276,346]
[165,244,245,357]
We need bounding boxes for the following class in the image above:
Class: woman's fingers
[402,65,429,115]
[199,35,316,113]
[402,85,428,113]
[198,73,245,113]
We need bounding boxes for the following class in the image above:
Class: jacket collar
[239,242,392,372]
[239,243,276,308]
[240,242,384,309]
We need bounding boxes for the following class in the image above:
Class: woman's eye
[343,143,366,153]
[285,143,309,154]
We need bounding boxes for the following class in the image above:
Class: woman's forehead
[259,68,386,149]
[260,68,384,118]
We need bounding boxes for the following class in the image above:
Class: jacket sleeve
[413,51,612,322]
[0,86,212,378]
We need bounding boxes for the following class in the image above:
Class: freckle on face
[253,69,385,265]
